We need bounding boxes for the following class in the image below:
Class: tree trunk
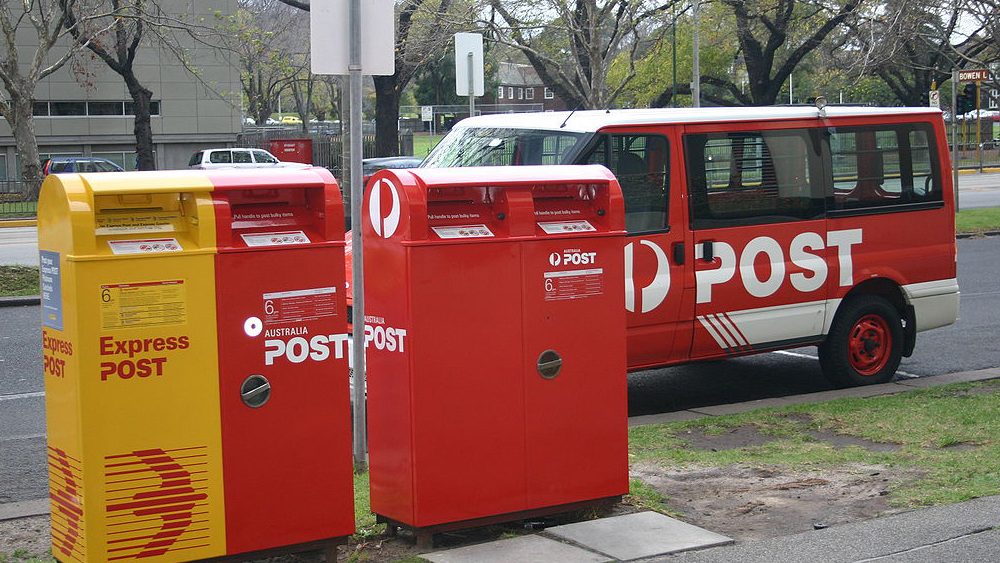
[9,93,43,193]
[373,76,401,157]
[125,73,156,171]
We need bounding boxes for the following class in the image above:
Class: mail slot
[363,165,628,536]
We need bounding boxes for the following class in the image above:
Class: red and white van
[353,106,959,387]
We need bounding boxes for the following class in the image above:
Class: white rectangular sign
[310,0,395,76]
[421,105,433,121]
[454,32,485,96]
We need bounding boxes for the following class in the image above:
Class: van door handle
[672,242,685,265]
[701,241,714,262]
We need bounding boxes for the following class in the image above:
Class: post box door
[216,247,353,553]
[520,237,629,508]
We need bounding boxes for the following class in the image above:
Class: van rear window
[828,124,942,211]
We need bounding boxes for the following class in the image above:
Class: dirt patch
[680,426,777,451]
[0,515,50,557]
[806,429,902,452]
[631,462,918,540]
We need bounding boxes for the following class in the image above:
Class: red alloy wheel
[848,314,892,376]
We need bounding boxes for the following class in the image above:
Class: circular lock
[537,350,563,379]
[240,374,271,408]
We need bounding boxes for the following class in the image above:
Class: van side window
[584,134,669,233]
[685,129,825,229]
[828,124,941,210]
[233,150,252,164]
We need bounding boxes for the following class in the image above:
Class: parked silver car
[187,148,308,169]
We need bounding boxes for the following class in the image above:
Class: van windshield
[422,127,590,168]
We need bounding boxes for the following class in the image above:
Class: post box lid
[404,165,618,189]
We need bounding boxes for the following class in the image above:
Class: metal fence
[0,180,40,220]
[236,127,414,179]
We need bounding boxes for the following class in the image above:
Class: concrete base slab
[0,498,49,521]
[423,534,611,563]
[546,511,732,561]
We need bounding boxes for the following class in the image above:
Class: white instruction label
[107,238,182,255]
[431,224,494,239]
[242,230,311,247]
[538,220,596,234]
[263,286,337,324]
[544,268,604,301]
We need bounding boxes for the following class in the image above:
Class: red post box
[363,165,628,540]
[211,168,354,556]
[268,138,314,165]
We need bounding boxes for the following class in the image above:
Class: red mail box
[268,138,313,165]
[211,168,353,556]
[363,165,628,534]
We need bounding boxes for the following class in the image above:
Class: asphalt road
[958,171,1000,210]
[0,227,39,266]
[1,237,998,504]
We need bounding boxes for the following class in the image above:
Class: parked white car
[187,148,308,169]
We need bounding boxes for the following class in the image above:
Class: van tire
[819,295,903,388]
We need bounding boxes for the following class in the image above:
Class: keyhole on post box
[537,350,563,380]
[241,374,271,408]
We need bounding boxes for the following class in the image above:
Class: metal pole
[692,0,700,108]
[952,69,960,212]
[977,80,983,172]
[467,52,475,119]
[671,5,677,107]
[789,74,794,104]
[349,0,367,473]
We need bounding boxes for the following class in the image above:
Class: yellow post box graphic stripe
[39,171,226,562]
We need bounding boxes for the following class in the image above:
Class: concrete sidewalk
[424,496,1000,563]
[659,495,1000,562]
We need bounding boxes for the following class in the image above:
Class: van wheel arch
[832,278,915,357]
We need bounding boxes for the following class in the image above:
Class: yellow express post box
[38,172,226,562]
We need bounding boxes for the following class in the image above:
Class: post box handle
[537,350,563,380]
[240,374,271,408]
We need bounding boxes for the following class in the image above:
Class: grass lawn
[630,380,1000,509]
[0,265,39,297]
[955,206,1000,235]
[0,201,37,219]
[411,134,444,158]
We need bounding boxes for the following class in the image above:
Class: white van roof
[456,106,942,134]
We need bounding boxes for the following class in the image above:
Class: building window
[517,88,523,100]
[50,102,86,116]
[88,102,125,116]
[31,100,160,117]
[498,86,504,99]
[544,87,554,99]
[0,155,6,180]
[526,88,534,100]
[124,101,161,115]
[508,86,514,99]
[93,151,147,171]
